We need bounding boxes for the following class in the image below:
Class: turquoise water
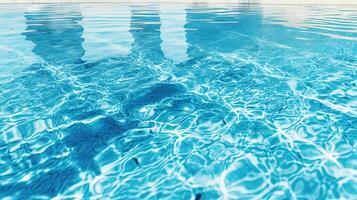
[0,3,356,199]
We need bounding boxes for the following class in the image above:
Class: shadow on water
[0,167,80,198]
[61,5,185,176]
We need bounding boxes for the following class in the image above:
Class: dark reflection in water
[23,5,85,65]
[129,4,164,63]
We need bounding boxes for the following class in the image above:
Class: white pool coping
[0,0,356,5]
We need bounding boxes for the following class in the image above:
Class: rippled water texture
[0,3,356,199]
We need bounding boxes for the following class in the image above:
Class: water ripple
[0,2,356,200]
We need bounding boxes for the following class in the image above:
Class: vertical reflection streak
[129,4,164,64]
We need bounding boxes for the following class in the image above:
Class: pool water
[0,3,356,199]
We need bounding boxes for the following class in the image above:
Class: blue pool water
[0,3,356,199]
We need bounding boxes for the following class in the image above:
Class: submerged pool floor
[0,3,356,199]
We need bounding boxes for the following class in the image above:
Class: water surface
[0,3,356,199]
